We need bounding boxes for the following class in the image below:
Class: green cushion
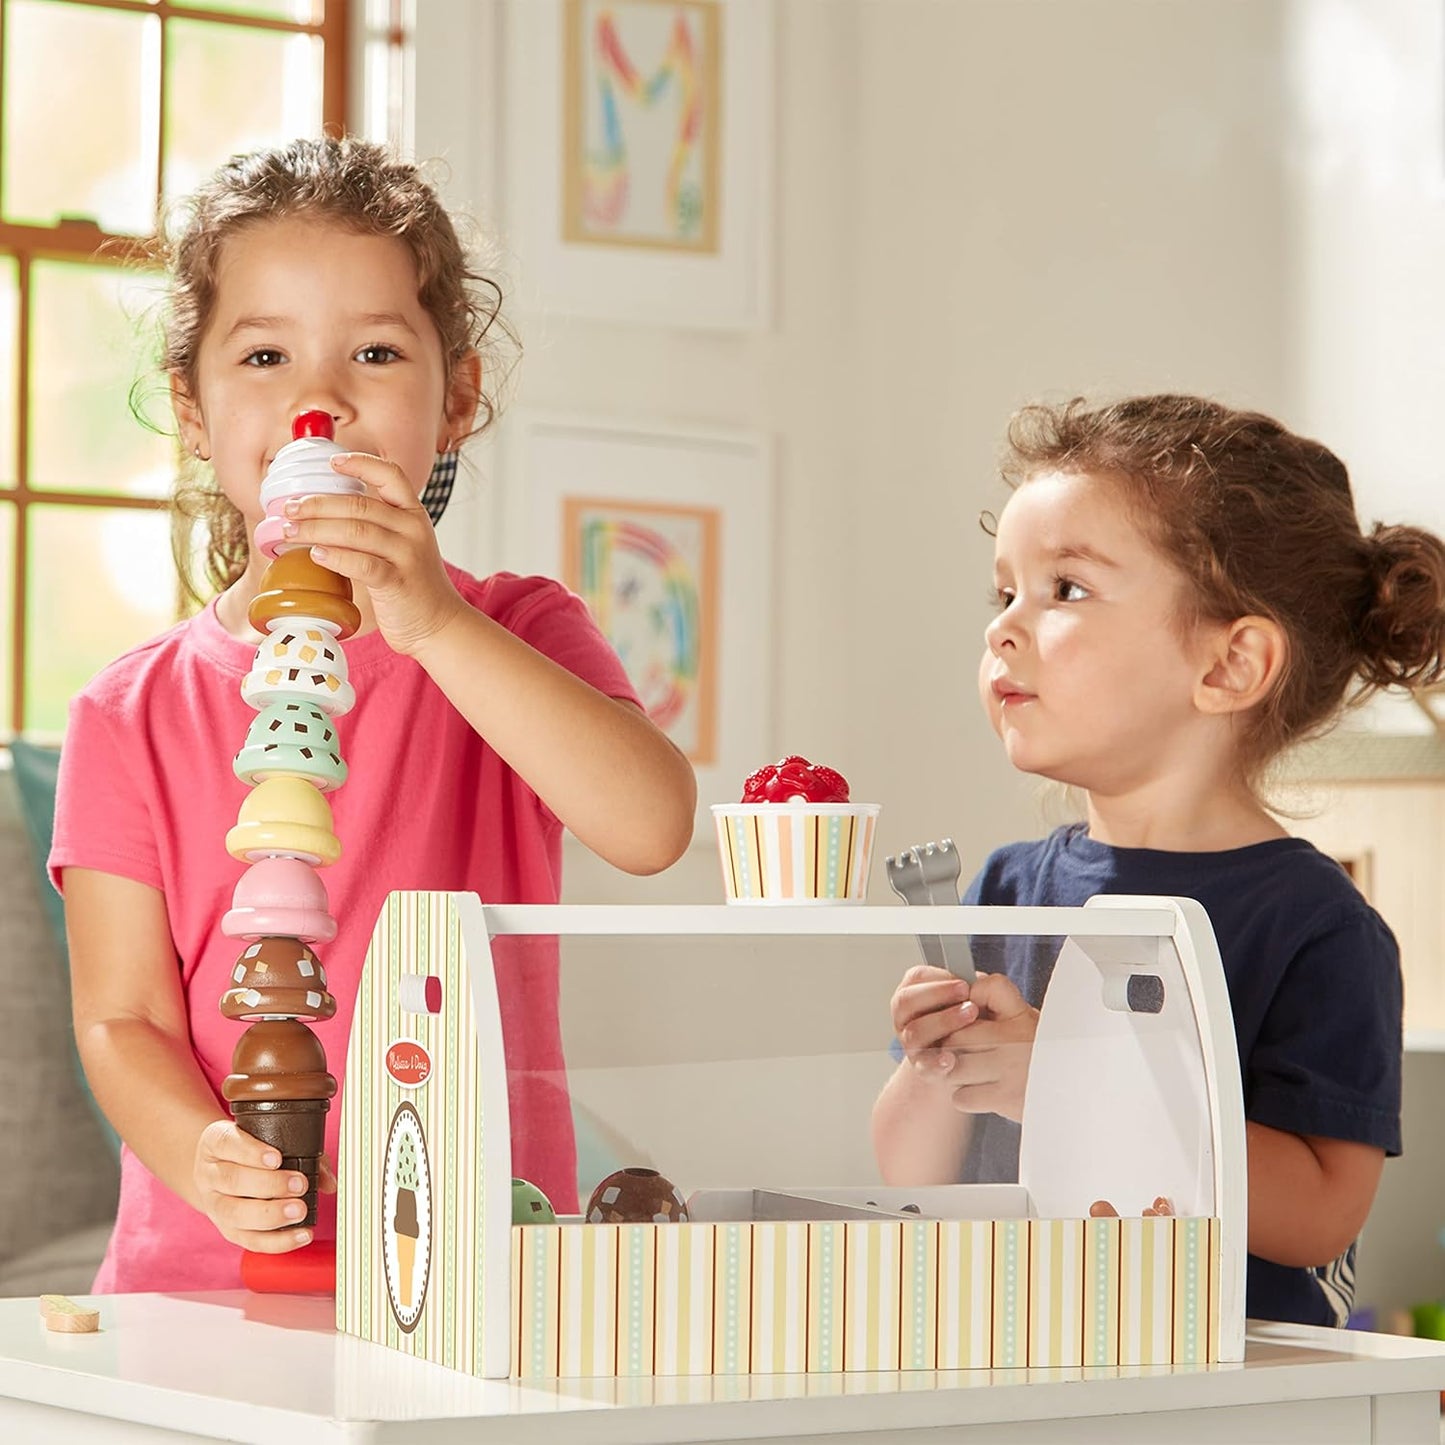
[9,740,121,1158]
[10,741,64,947]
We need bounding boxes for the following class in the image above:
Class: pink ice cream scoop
[254,411,366,561]
[222,856,338,944]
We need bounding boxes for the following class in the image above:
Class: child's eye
[355,343,401,364]
[241,348,285,368]
[989,585,1015,610]
[1054,576,1089,602]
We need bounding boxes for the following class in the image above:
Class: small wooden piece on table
[38,1294,100,1333]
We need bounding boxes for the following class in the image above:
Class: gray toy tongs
[884,838,975,981]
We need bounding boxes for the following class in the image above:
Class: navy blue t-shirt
[959,822,1402,1329]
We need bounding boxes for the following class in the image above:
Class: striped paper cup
[711,803,881,904]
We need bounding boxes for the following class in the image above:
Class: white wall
[1285,0,1445,532]
[402,1,1445,1318]
[849,0,1291,859]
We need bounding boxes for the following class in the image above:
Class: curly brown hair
[1000,394,1445,780]
[147,135,517,608]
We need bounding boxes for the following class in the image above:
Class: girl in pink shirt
[48,137,696,1293]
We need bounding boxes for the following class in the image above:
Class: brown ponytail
[1355,523,1445,692]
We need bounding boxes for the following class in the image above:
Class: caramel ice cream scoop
[248,548,361,640]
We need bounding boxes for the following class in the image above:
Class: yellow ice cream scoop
[226,775,341,866]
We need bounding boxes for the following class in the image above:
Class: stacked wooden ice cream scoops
[219,411,365,1226]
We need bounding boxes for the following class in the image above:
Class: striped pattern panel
[713,808,877,901]
[1088,1216,1220,1368]
[511,1216,1221,1378]
[936,1221,994,1369]
[1028,1219,1083,1368]
[336,892,490,1377]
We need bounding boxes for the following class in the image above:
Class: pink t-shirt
[49,566,637,1294]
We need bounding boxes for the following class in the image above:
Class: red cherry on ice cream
[740,755,850,804]
[293,410,335,440]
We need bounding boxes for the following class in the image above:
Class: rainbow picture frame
[337,895,1245,1379]
[563,495,719,762]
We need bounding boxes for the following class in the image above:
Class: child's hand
[891,964,979,1079]
[934,970,1039,1123]
[891,965,1039,1123]
[280,452,466,657]
[1090,1196,1174,1218]
[193,1120,330,1253]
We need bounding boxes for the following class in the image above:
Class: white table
[1,1291,1443,1444]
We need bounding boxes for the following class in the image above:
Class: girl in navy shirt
[872,394,1445,1327]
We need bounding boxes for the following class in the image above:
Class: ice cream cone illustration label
[385,1038,433,1089]
[382,1101,432,1331]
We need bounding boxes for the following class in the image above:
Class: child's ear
[441,350,483,449]
[170,373,208,459]
[1195,615,1287,716]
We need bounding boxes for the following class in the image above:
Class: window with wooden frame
[0,0,371,739]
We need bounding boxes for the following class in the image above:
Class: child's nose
[986,605,1022,653]
[290,370,355,431]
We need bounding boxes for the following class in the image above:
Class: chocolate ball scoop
[586,1166,688,1224]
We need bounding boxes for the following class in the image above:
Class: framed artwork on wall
[502,0,774,329]
[561,0,723,254]
[561,494,721,762]
[503,412,774,838]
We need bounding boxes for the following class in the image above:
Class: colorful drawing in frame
[563,496,719,764]
[562,0,722,252]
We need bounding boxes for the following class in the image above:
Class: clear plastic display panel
[493,918,1221,1225]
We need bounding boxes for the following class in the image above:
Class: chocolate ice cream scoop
[221,937,336,1022]
[393,1189,420,1238]
[586,1167,688,1224]
[222,1019,338,1103]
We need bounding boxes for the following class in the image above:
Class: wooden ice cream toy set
[217,411,367,1239]
[333,758,1246,1380]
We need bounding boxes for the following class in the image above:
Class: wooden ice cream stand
[0,896,1443,1443]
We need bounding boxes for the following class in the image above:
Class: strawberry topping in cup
[740,755,850,804]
